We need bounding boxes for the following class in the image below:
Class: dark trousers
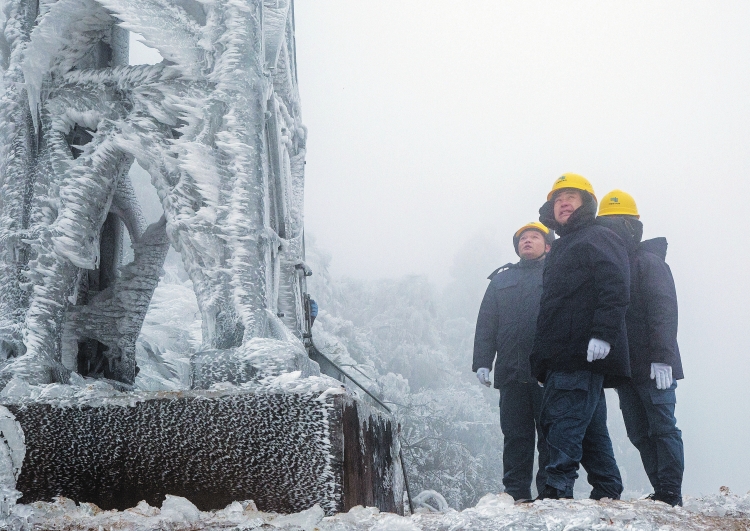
[540,370,623,499]
[616,380,684,497]
[498,381,549,500]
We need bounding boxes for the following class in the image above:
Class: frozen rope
[413,490,450,513]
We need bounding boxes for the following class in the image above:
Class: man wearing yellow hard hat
[597,190,684,506]
[472,221,554,501]
[530,173,631,500]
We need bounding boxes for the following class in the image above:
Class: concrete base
[5,383,403,515]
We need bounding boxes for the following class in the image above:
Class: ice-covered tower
[0,0,312,387]
[0,2,405,518]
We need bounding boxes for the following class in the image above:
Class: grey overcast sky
[292,1,750,496]
[128,1,750,497]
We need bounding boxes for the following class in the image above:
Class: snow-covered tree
[305,242,504,510]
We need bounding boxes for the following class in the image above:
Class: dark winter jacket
[472,257,545,388]
[595,216,684,383]
[530,194,631,386]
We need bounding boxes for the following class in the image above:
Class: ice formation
[0,0,311,388]
[0,406,24,517]
[0,2,411,520]
[1,490,749,530]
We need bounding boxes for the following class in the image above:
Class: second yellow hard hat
[598,189,640,218]
[514,221,550,240]
[513,221,554,255]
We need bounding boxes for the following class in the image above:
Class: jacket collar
[518,255,545,268]
[487,256,545,279]
[638,237,668,261]
[595,215,643,254]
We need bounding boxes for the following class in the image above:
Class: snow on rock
[1,491,749,530]
[159,495,200,523]
[0,371,344,409]
[270,503,324,530]
[683,487,750,518]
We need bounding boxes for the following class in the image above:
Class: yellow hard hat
[598,189,640,219]
[514,221,550,240]
[513,221,554,255]
[547,173,596,201]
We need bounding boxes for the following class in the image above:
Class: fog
[129,1,750,499]
[293,1,750,497]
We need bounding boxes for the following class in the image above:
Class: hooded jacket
[595,216,684,383]
[530,194,631,386]
[472,257,545,388]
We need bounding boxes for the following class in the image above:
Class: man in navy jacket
[597,189,685,507]
[530,173,631,500]
[473,221,553,501]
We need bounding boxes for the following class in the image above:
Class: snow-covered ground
[2,490,749,531]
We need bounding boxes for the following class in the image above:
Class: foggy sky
[130,1,750,497]
[292,0,750,497]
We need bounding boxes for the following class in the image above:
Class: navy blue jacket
[472,258,545,388]
[530,196,631,386]
[596,217,684,383]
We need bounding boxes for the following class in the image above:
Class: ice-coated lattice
[0,0,310,387]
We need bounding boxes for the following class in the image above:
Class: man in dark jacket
[597,189,685,507]
[530,173,631,500]
[473,221,554,501]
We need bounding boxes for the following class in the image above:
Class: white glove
[650,363,673,390]
[476,368,491,387]
[587,338,611,362]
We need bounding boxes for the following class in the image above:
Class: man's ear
[545,244,551,253]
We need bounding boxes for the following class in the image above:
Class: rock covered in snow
[2,491,750,530]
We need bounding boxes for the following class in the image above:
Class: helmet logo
[557,175,567,182]
[610,197,618,203]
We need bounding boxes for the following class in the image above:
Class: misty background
[129,1,750,501]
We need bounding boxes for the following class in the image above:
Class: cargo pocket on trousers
[545,371,590,420]
[649,386,676,405]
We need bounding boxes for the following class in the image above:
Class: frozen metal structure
[0,0,312,387]
[0,0,407,518]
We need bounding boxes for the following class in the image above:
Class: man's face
[518,230,549,260]
[553,189,583,225]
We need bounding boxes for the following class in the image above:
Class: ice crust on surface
[0,371,344,409]
[270,503,324,530]
[0,406,23,518]
[2,491,749,530]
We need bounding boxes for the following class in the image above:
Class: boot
[654,491,683,507]
[536,485,569,500]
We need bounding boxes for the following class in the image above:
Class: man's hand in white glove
[587,338,611,362]
[476,368,491,387]
[651,363,673,390]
